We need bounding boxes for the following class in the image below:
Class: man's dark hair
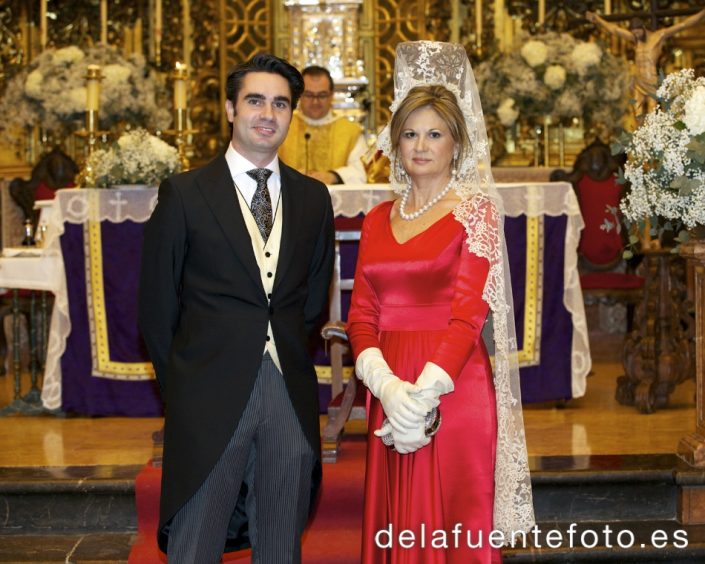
[226,53,304,110]
[302,65,334,91]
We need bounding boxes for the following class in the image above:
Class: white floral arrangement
[475,32,629,131]
[87,128,181,187]
[612,69,705,245]
[0,45,171,140]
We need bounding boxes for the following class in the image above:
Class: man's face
[300,74,333,120]
[225,72,292,166]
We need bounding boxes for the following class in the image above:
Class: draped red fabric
[575,176,624,267]
[580,272,644,290]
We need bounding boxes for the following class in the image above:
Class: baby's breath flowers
[87,128,181,187]
[611,69,705,254]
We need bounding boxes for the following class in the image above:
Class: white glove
[355,348,427,432]
[412,362,455,413]
[374,419,430,454]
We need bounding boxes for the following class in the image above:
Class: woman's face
[398,106,456,185]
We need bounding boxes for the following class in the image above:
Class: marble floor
[0,361,696,468]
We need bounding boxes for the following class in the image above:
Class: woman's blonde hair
[389,84,471,174]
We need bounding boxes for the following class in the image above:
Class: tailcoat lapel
[272,163,301,294]
[196,156,265,295]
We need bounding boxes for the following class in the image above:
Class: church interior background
[1,0,705,562]
[1,0,704,171]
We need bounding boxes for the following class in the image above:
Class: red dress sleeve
[431,195,498,379]
[346,209,381,359]
[430,245,490,379]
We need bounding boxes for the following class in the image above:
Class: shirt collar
[224,143,281,180]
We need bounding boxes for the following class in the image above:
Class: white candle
[155,0,162,46]
[100,0,107,43]
[504,13,514,51]
[494,0,504,52]
[148,0,154,60]
[123,26,131,57]
[86,65,101,111]
[604,0,611,15]
[475,0,482,48]
[40,0,47,50]
[173,63,187,110]
[538,0,545,25]
[450,0,460,43]
[134,18,143,56]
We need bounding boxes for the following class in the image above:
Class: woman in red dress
[347,42,535,564]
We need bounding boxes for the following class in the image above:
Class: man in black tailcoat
[138,53,334,562]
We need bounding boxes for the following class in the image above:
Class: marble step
[530,453,704,523]
[1,454,704,562]
[0,465,140,535]
[1,455,703,532]
[0,532,133,563]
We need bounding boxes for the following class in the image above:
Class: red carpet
[128,435,366,563]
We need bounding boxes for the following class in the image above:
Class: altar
[0,181,589,415]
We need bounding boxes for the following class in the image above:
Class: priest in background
[279,66,367,184]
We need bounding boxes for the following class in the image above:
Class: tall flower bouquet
[475,32,629,131]
[612,69,705,251]
[0,45,171,140]
[86,128,181,187]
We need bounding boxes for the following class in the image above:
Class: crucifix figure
[586,8,705,117]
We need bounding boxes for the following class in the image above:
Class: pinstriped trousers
[167,353,316,563]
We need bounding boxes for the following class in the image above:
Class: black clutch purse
[379,407,442,448]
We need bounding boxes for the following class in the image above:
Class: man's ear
[225,99,235,123]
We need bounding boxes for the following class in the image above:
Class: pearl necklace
[398,177,455,221]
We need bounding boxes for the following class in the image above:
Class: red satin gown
[347,201,501,564]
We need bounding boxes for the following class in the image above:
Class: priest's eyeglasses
[302,92,332,101]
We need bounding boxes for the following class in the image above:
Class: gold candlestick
[165,63,196,171]
[75,65,108,187]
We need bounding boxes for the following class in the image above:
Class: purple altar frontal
[60,221,162,416]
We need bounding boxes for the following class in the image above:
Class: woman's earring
[395,158,409,184]
[452,149,463,180]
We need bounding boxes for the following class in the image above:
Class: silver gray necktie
[246,168,273,241]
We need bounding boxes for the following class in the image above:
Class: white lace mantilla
[454,189,536,534]
[376,39,539,535]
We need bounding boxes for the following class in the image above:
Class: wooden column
[678,241,705,467]
[617,250,694,413]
